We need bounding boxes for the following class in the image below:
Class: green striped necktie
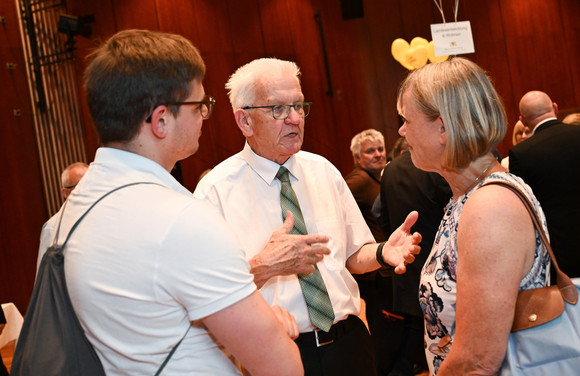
[276,166,335,332]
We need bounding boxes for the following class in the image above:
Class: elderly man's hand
[383,211,422,274]
[250,211,330,288]
[270,305,299,339]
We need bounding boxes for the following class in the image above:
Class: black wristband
[375,241,391,268]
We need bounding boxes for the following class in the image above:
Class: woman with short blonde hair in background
[501,120,532,169]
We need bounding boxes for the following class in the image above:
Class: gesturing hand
[383,210,422,274]
[250,211,331,288]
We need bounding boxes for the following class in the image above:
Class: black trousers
[296,315,377,376]
[358,274,405,375]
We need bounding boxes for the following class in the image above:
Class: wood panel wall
[1,0,579,312]
[0,0,48,312]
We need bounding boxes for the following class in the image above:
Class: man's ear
[149,106,169,139]
[234,109,253,137]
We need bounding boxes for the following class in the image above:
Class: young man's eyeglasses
[242,102,311,120]
[146,95,215,122]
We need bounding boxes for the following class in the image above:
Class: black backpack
[12,182,185,376]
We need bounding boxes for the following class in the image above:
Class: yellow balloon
[400,60,415,70]
[391,37,435,70]
[427,41,449,63]
[410,37,428,48]
[391,38,410,64]
[405,46,429,70]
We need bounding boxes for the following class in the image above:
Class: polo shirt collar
[95,147,191,195]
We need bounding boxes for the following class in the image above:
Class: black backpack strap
[51,199,68,247]
[154,325,191,376]
[57,182,161,250]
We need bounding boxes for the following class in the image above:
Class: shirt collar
[532,117,557,135]
[241,142,299,185]
[94,147,191,195]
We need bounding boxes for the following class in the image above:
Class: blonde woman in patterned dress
[396,57,550,375]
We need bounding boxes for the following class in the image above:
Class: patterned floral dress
[419,172,551,375]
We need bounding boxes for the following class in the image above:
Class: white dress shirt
[194,143,374,332]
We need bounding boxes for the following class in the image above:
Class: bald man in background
[509,90,580,278]
[36,162,89,272]
[59,162,89,199]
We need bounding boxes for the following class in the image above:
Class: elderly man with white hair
[195,58,422,375]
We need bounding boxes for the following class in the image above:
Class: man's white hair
[350,129,384,157]
[225,58,301,111]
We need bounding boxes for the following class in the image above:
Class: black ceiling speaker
[340,0,364,20]
[58,14,95,39]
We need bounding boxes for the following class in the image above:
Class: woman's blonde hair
[511,120,526,146]
[396,57,506,170]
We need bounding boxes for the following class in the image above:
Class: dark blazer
[345,166,386,242]
[509,119,580,278]
[380,150,452,316]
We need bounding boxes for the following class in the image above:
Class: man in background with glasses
[54,30,301,375]
[36,161,88,273]
[194,58,422,376]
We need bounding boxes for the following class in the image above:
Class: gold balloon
[405,46,429,69]
[391,38,414,70]
[391,37,449,70]
[410,37,428,48]
[427,41,449,63]
[391,39,410,63]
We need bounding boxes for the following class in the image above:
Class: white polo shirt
[58,147,255,375]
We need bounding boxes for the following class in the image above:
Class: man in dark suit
[379,148,452,375]
[509,90,580,278]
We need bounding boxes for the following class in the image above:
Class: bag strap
[55,182,159,250]
[52,199,68,247]
[52,181,188,373]
[483,181,578,304]
[154,326,191,376]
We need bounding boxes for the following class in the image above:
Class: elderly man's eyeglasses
[242,102,311,120]
[146,95,216,122]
